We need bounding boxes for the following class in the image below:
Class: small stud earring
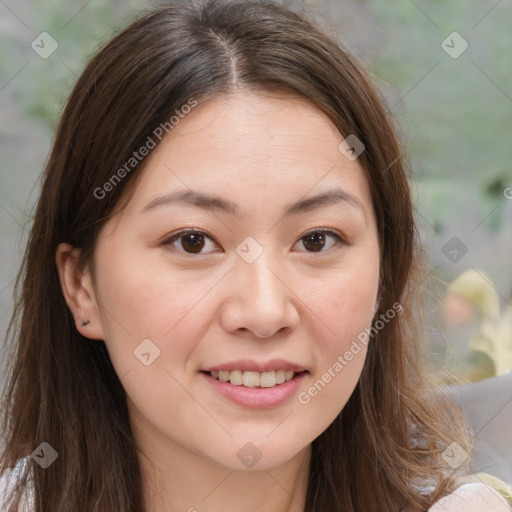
[81,320,90,327]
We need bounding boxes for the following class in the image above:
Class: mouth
[201,369,308,388]
[200,359,309,407]
[200,367,308,408]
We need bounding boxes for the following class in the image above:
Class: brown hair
[1,1,471,510]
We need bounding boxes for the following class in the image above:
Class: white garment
[428,482,511,511]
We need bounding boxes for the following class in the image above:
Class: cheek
[94,243,199,335]
[308,262,378,351]
[93,253,217,384]
[298,258,378,413]
[297,287,372,432]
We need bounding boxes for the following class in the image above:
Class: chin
[206,436,310,471]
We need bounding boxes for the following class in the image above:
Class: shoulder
[428,482,512,512]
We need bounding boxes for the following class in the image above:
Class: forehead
[124,92,374,218]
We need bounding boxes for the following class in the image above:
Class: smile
[209,369,297,388]
[201,370,308,408]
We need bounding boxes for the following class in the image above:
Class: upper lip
[202,359,307,373]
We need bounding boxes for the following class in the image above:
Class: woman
[1,1,510,510]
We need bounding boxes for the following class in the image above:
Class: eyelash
[161,227,347,256]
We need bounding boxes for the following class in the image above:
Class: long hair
[1,1,470,510]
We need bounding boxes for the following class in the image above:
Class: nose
[219,249,300,338]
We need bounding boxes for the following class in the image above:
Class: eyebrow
[141,187,365,219]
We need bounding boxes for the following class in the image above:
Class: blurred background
[1,0,511,481]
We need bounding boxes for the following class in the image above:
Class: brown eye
[303,232,326,252]
[164,230,218,255]
[180,233,205,253]
[296,229,345,253]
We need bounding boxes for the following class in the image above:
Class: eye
[293,228,346,253]
[162,230,219,255]
[162,227,346,256]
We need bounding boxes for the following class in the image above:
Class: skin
[56,91,380,512]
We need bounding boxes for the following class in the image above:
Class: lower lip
[201,371,307,408]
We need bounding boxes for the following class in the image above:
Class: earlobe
[55,242,105,340]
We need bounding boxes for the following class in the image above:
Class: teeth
[229,370,243,386]
[260,371,276,388]
[242,371,260,387]
[209,369,298,387]
[275,369,286,384]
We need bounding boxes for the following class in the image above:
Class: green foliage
[369,0,512,231]
[2,0,149,128]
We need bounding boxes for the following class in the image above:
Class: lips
[201,370,307,408]
[202,358,306,373]
[200,359,308,406]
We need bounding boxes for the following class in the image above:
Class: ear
[55,242,105,340]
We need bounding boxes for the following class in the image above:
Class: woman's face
[84,92,380,471]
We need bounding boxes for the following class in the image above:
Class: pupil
[304,232,325,252]
[183,233,204,253]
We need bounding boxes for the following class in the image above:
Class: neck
[137,434,311,512]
